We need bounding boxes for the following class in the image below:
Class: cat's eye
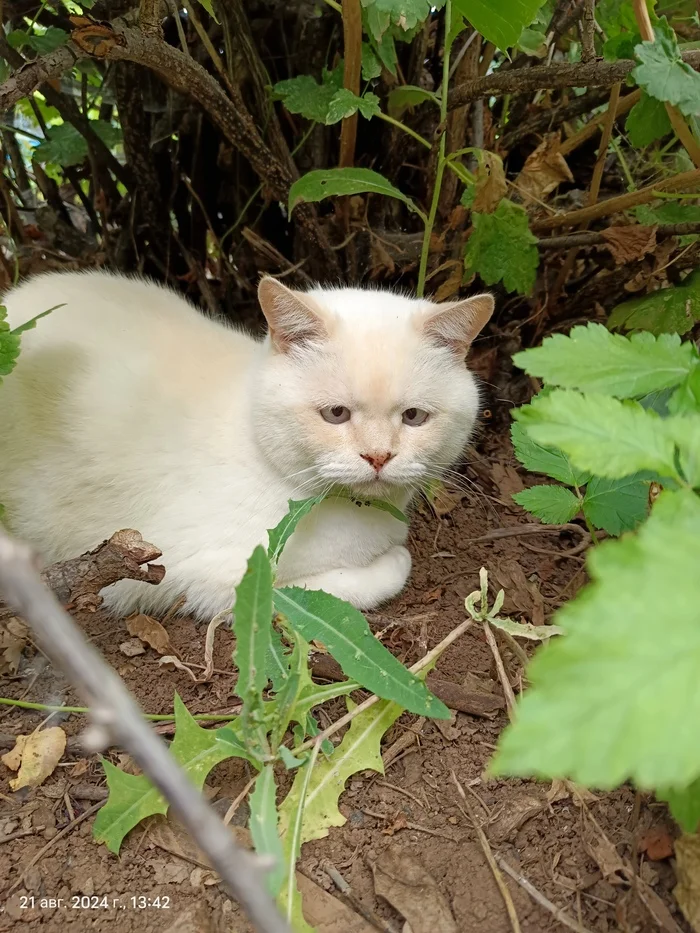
[402,408,430,426]
[320,405,351,424]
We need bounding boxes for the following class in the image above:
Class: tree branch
[339,0,362,168]
[447,50,700,110]
[0,527,291,933]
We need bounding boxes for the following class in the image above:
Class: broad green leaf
[513,323,697,396]
[597,0,643,37]
[266,625,291,692]
[326,90,381,123]
[387,85,439,118]
[514,390,680,480]
[669,366,700,415]
[279,697,402,843]
[635,202,700,226]
[93,696,251,852]
[250,766,285,896]
[668,413,700,487]
[267,497,323,566]
[660,778,700,832]
[464,199,539,296]
[517,27,547,57]
[582,475,649,535]
[608,272,700,337]
[512,485,581,524]
[626,91,672,147]
[195,0,218,21]
[511,422,590,486]
[452,0,547,49]
[361,0,444,38]
[289,168,424,220]
[34,120,122,167]
[273,587,449,718]
[632,18,700,118]
[604,31,641,60]
[492,489,700,790]
[272,66,344,124]
[362,43,383,80]
[0,307,20,381]
[8,26,68,53]
[268,631,307,749]
[233,547,273,753]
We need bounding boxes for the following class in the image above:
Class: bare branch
[0,527,291,933]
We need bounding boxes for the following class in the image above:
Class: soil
[0,347,687,933]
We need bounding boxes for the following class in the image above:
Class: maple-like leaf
[464,199,539,295]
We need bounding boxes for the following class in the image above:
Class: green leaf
[514,390,680,480]
[511,422,590,486]
[267,497,323,566]
[93,696,252,853]
[512,485,581,524]
[34,120,121,168]
[326,89,381,123]
[582,475,649,535]
[669,366,700,415]
[387,85,439,118]
[0,306,20,381]
[632,18,700,118]
[273,587,449,718]
[362,43,383,80]
[288,168,424,220]
[233,547,273,752]
[513,323,697,396]
[452,0,547,49]
[660,778,700,833]
[330,489,409,523]
[517,27,547,57]
[626,91,672,147]
[266,625,291,692]
[250,766,285,896]
[268,630,307,749]
[272,67,343,123]
[279,697,402,844]
[9,26,68,53]
[608,272,700,337]
[488,616,563,640]
[635,202,700,226]
[11,304,61,337]
[668,413,700,487]
[194,0,218,21]
[361,0,443,38]
[492,489,700,790]
[464,199,539,296]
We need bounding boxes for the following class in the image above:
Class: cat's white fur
[0,271,493,619]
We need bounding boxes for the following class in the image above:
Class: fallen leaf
[547,779,598,805]
[585,829,627,883]
[639,826,674,861]
[6,728,66,791]
[674,836,700,932]
[2,735,28,771]
[148,859,189,885]
[433,262,463,302]
[159,655,199,681]
[430,482,464,518]
[1,619,29,674]
[487,792,544,843]
[493,559,533,615]
[515,133,574,204]
[383,811,409,836]
[70,759,89,778]
[602,225,657,264]
[127,614,174,655]
[473,152,507,214]
[490,463,525,499]
[370,847,457,933]
[119,638,145,657]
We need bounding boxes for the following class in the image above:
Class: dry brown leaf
[640,826,674,861]
[383,811,409,836]
[119,638,145,657]
[370,847,457,933]
[547,779,598,805]
[585,829,626,883]
[127,613,173,655]
[473,152,507,214]
[433,262,463,301]
[602,225,657,264]
[1,735,27,772]
[1,619,29,674]
[487,792,544,843]
[70,758,89,778]
[4,728,66,791]
[430,483,464,518]
[493,559,534,615]
[675,834,700,932]
[490,463,525,499]
[515,134,574,204]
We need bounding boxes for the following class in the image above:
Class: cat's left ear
[258,277,329,353]
[421,293,494,358]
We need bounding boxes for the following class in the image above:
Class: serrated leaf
[11,304,61,336]
[635,202,700,226]
[452,0,547,49]
[268,631,307,749]
[511,422,590,486]
[608,271,700,337]
[512,485,581,524]
[273,587,449,718]
[279,697,401,844]
[669,366,700,415]
[626,91,672,147]
[633,18,700,118]
[250,766,285,896]
[513,323,697,396]
[514,390,680,480]
[668,413,700,487]
[330,489,408,523]
[660,777,700,832]
[272,67,343,124]
[387,84,439,118]
[0,306,20,381]
[464,199,539,296]
[93,696,252,853]
[361,0,443,38]
[267,497,323,566]
[582,475,649,535]
[9,26,68,53]
[362,43,383,80]
[492,489,700,790]
[326,89,381,123]
[34,120,121,167]
[266,625,291,692]
[289,168,423,219]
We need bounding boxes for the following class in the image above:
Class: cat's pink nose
[360,451,394,473]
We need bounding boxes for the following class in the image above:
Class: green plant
[93,496,453,931]
[491,317,700,833]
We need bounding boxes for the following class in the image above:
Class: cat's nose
[360,451,394,473]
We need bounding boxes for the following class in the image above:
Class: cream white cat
[0,271,493,619]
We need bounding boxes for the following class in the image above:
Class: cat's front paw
[380,544,412,592]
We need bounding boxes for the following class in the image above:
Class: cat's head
[253,277,494,498]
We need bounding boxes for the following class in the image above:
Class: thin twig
[483,622,516,720]
[467,523,589,544]
[538,222,700,248]
[0,529,290,933]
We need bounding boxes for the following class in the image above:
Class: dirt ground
[0,345,688,933]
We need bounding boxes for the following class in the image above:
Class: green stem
[0,696,239,723]
[376,111,431,149]
[417,0,452,298]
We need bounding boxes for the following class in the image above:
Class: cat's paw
[378,544,412,591]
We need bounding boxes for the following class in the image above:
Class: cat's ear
[421,293,494,358]
[258,277,328,353]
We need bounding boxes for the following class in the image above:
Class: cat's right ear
[258,278,328,353]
